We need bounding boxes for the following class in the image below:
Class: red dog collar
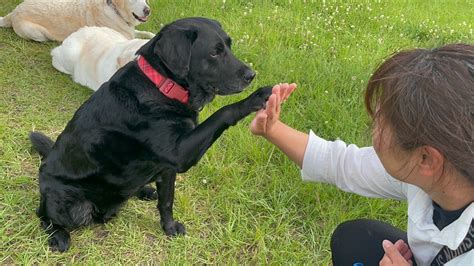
[137,56,189,104]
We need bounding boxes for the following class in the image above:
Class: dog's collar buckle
[137,56,189,104]
[162,79,176,93]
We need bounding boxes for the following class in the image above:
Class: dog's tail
[29,132,54,158]
[0,13,12,27]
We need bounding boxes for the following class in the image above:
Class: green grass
[0,0,472,264]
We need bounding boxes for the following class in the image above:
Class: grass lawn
[0,0,472,264]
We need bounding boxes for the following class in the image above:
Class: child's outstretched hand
[250,83,297,137]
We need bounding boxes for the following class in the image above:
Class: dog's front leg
[134,30,155,39]
[156,168,185,235]
[173,86,272,173]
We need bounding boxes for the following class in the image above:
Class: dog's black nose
[143,7,151,16]
[243,69,256,83]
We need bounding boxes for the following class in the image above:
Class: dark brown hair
[365,44,474,182]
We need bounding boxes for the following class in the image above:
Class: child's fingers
[274,86,281,115]
[382,240,407,264]
[288,83,297,98]
[281,83,297,102]
[284,83,297,101]
[394,240,408,253]
[272,84,281,97]
[279,83,289,100]
[276,83,286,98]
[271,94,279,119]
[394,240,406,250]
[404,249,413,263]
[256,110,268,132]
[272,83,296,104]
[394,240,412,261]
[270,84,283,115]
[266,94,277,121]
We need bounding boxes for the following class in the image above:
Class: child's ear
[418,146,444,178]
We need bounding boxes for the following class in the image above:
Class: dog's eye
[209,51,219,58]
[210,43,225,58]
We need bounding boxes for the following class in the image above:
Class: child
[250,44,473,265]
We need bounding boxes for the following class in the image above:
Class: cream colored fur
[0,0,154,42]
[51,26,148,90]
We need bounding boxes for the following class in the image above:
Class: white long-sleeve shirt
[301,131,473,266]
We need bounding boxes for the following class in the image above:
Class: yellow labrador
[51,26,148,91]
[0,0,154,42]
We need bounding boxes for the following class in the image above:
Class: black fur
[30,17,272,252]
[29,132,54,157]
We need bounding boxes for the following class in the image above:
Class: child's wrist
[263,121,283,140]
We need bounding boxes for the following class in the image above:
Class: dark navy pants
[331,219,410,266]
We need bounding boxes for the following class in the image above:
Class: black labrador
[29,17,272,252]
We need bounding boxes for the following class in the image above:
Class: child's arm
[250,83,407,200]
[250,83,308,168]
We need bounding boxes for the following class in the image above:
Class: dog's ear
[111,0,126,10]
[209,19,222,29]
[153,25,198,78]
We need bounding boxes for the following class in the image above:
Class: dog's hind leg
[0,13,12,27]
[156,169,185,236]
[134,185,157,201]
[13,21,55,42]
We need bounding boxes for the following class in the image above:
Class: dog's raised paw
[245,86,273,111]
